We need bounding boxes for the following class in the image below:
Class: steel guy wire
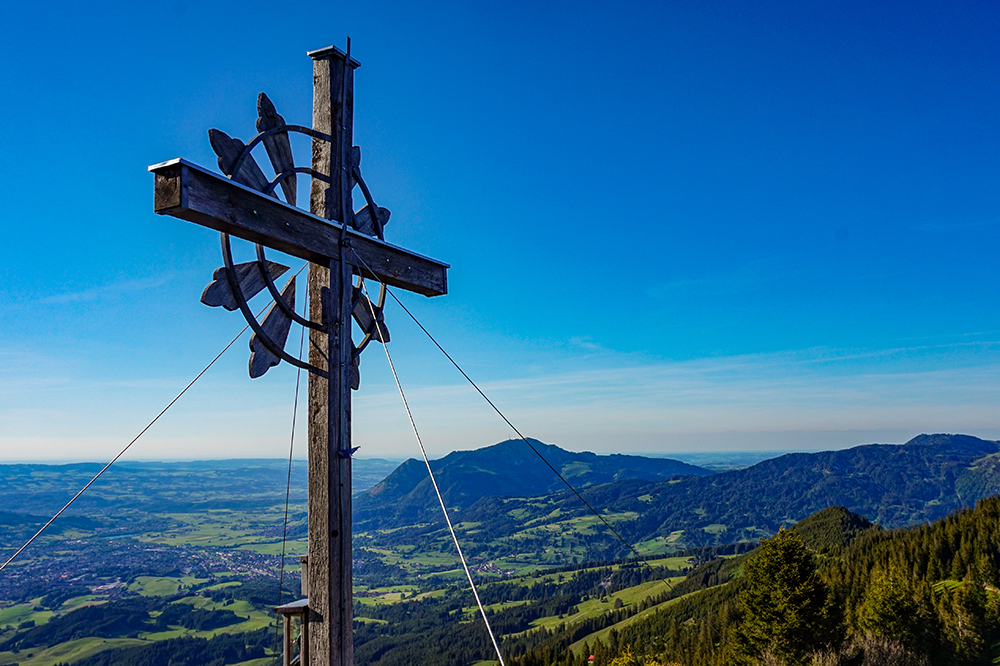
[0,333,243,572]
[349,248,730,649]
[272,322,307,663]
[1,263,309,574]
[355,267,507,666]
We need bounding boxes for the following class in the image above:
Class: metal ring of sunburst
[197,92,392,381]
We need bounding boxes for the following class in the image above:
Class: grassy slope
[566,587,712,654]
[0,638,146,666]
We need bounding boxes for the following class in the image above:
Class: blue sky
[1,1,998,461]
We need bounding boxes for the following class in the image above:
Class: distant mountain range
[357,434,1000,550]
[468,433,1000,547]
[353,438,711,529]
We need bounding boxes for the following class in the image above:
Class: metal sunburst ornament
[198,92,391,384]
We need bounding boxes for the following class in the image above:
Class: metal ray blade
[257,93,296,206]
[208,128,273,194]
[201,261,290,311]
[249,276,296,378]
[353,203,390,237]
[352,292,390,343]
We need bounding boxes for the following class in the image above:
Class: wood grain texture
[208,129,273,194]
[148,44,449,666]
[284,617,292,666]
[248,276,296,378]
[154,165,184,211]
[307,47,356,666]
[301,615,310,666]
[257,93,297,206]
[306,258,331,661]
[151,160,448,297]
[201,260,289,311]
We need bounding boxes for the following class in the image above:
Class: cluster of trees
[153,604,242,631]
[8,476,1000,666]
[354,547,411,586]
[509,499,1000,666]
[37,585,91,609]
[727,509,1000,665]
[201,577,299,605]
[0,603,151,650]
[479,563,685,607]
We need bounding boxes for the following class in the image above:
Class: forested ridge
[477,434,1000,550]
[365,434,1000,559]
[510,499,1000,666]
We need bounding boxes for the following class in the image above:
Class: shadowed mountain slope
[354,438,711,529]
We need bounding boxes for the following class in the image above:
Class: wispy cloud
[4,339,998,461]
[352,340,1000,456]
[568,336,605,352]
[37,274,175,304]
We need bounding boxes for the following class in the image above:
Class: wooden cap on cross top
[307,44,362,68]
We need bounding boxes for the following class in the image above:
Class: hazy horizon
[3,430,999,466]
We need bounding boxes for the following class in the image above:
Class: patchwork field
[0,459,713,666]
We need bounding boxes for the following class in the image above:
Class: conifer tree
[855,565,921,649]
[942,574,988,663]
[735,527,833,665]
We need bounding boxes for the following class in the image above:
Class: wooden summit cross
[148,43,448,666]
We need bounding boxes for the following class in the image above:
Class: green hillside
[454,433,1000,552]
[510,497,1000,666]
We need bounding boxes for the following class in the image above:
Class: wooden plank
[284,616,292,666]
[150,159,448,297]
[301,618,310,666]
[306,256,332,666]
[306,44,361,68]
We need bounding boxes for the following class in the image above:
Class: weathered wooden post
[149,41,448,666]
[305,45,357,666]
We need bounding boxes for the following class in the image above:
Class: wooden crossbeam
[149,158,448,297]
